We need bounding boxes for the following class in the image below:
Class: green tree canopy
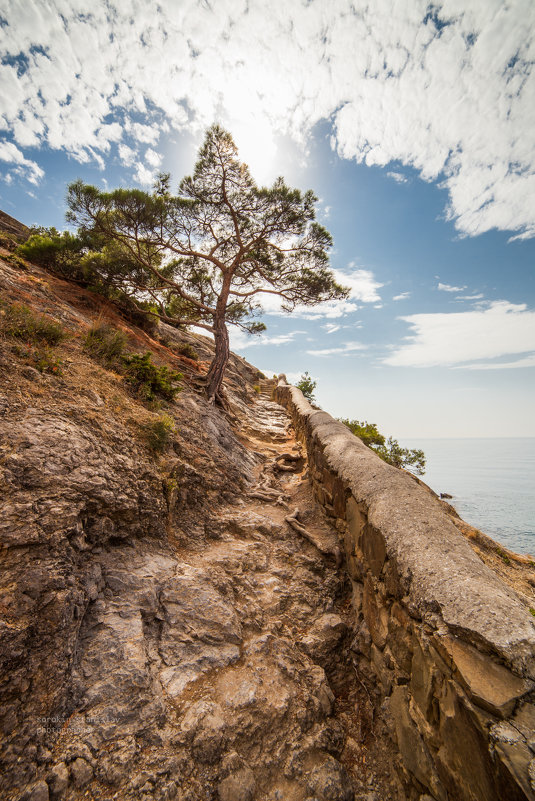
[66,125,348,402]
[340,418,426,475]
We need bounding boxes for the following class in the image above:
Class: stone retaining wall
[275,377,535,801]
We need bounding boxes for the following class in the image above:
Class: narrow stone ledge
[275,378,535,681]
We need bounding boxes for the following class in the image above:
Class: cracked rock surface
[0,257,404,801]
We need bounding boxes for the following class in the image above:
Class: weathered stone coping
[275,378,535,679]
[275,376,535,799]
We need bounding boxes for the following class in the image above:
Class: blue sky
[0,0,534,437]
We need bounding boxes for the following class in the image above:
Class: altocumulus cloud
[0,1,534,238]
[383,301,535,368]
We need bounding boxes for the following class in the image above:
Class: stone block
[384,557,403,599]
[363,574,388,650]
[332,477,347,518]
[491,722,535,800]
[434,634,533,718]
[390,685,445,800]
[346,496,365,551]
[435,679,501,801]
[361,523,387,578]
[371,643,393,694]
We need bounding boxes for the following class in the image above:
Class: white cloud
[335,265,383,303]
[393,292,411,301]
[384,301,535,368]
[458,354,535,370]
[456,293,485,300]
[437,282,467,292]
[0,141,43,184]
[118,143,136,166]
[230,328,305,350]
[145,148,162,168]
[289,299,360,320]
[307,341,367,357]
[322,323,341,334]
[1,1,534,238]
[386,171,408,184]
[134,162,156,186]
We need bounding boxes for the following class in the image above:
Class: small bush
[146,414,176,452]
[17,229,84,277]
[496,548,511,566]
[12,343,63,375]
[0,302,66,345]
[0,231,19,251]
[6,253,28,270]
[175,342,199,361]
[84,324,127,365]
[123,352,182,402]
[253,384,261,394]
[296,371,317,402]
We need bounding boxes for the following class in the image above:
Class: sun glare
[231,118,278,186]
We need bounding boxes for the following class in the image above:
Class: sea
[400,437,535,556]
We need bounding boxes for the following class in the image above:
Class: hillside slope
[0,252,405,801]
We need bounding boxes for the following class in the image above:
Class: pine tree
[67,125,348,403]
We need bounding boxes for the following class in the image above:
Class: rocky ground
[0,255,407,801]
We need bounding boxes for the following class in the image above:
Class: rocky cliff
[0,250,404,801]
[1,239,534,801]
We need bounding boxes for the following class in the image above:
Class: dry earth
[0,254,406,801]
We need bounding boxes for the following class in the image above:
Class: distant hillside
[0,209,29,239]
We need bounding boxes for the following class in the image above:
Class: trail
[158,381,404,801]
[39,381,403,801]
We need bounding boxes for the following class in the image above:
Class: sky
[0,0,534,438]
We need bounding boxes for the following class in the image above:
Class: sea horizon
[400,436,535,556]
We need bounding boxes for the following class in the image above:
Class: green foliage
[340,419,385,448]
[84,323,127,365]
[146,414,176,453]
[0,301,66,345]
[296,371,317,402]
[0,231,20,251]
[175,342,199,361]
[6,253,28,270]
[67,124,348,400]
[17,228,84,276]
[253,384,261,394]
[11,342,63,375]
[123,352,182,402]
[496,548,511,566]
[341,418,426,475]
[529,608,535,617]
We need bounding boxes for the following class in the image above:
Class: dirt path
[161,383,406,801]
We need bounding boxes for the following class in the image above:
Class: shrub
[123,352,182,401]
[17,228,84,276]
[340,417,426,475]
[84,323,127,365]
[296,371,317,402]
[146,414,176,452]
[11,343,63,375]
[253,384,261,394]
[0,302,66,345]
[175,342,199,361]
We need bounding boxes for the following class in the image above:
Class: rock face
[0,257,403,801]
[275,376,535,801]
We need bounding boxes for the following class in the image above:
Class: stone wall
[275,377,535,801]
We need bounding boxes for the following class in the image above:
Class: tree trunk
[206,314,230,403]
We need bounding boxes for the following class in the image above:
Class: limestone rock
[47,762,69,798]
[25,782,50,801]
[306,756,353,801]
[300,613,347,664]
[70,757,93,788]
[218,767,256,801]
